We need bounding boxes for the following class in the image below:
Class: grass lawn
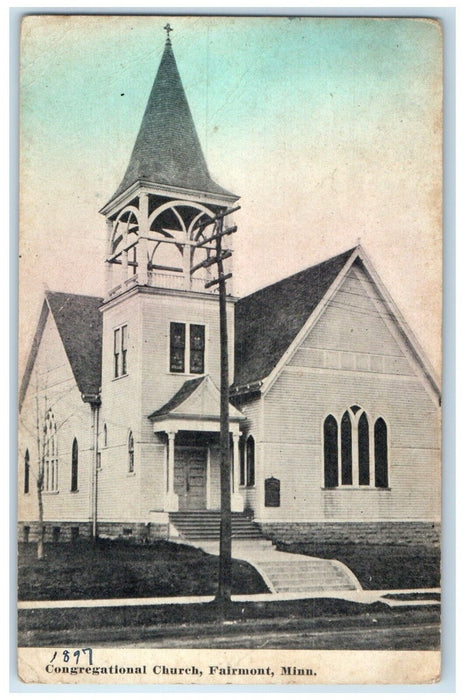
[18,540,268,601]
[274,542,440,590]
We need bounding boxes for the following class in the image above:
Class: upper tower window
[190,324,205,374]
[114,325,128,378]
[170,322,205,374]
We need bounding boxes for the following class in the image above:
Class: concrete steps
[169,512,362,594]
[169,511,263,540]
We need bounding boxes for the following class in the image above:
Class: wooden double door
[174,447,207,511]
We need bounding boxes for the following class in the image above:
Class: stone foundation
[18,521,169,543]
[259,521,441,547]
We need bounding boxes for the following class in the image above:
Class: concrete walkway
[194,538,362,594]
[18,588,440,610]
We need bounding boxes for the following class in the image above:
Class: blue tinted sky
[19,15,442,373]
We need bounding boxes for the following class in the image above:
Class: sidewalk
[18,587,440,610]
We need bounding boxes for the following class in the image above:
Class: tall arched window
[375,418,389,488]
[246,435,255,487]
[322,408,388,489]
[341,411,352,485]
[358,412,370,485]
[43,409,58,492]
[71,438,78,492]
[239,436,246,486]
[128,431,134,473]
[24,449,30,494]
[103,423,108,448]
[323,415,338,488]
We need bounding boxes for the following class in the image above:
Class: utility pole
[191,205,239,609]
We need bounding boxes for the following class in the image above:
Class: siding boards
[100,293,143,521]
[258,265,440,523]
[140,293,235,442]
[100,288,236,520]
[237,396,261,513]
[18,314,93,524]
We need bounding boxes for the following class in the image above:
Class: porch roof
[148,375,245,432]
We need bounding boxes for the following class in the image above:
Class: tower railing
[107,271,219,298]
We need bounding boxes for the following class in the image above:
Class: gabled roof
[149,374,244,422]
[19,291,103,410]
[233,248,356,388]
[149,376,205,418]
[106,39,235,207]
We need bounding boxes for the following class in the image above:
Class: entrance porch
[148,375,245,513]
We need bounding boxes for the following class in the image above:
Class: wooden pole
[215,216,232,608]
[191,206,240,611]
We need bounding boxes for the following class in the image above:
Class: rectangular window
[170,322,186,373]
[121,325,127,375]
[114,325,128,378]
[190,324,205,374]
[170,322,205,374]
[114,328,120,378]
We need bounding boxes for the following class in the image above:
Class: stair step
[170,512,263,542]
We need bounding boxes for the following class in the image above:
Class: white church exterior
[18,35,441,547]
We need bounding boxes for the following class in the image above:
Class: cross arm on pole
[190,250,232,275]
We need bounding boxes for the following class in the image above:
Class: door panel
[174,448,207,511]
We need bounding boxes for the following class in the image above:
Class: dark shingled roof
[108,40,234,204]
[233,248,356,388]
[148,376,205,419]
[45,291,103,397]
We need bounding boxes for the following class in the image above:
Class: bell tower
[99,28,239,298]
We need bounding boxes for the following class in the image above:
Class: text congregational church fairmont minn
[18,31,441,549]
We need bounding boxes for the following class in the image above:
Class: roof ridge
[45,289,103,301]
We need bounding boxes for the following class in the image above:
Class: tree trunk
[36,473,44,560]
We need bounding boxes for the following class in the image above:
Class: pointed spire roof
[107,37,235,205]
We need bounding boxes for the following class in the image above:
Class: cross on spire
[164,23,173,43]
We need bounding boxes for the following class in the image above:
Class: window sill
[112,373,129,382]
[321,486,391,491]
[70,490,80,494]
[167,371,206,377]
[43,490,59,495]
[127,472,136,478]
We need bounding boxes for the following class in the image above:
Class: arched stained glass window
[358,412,370,485]
[24,449,30,494]
[239,435,246,486]
[246,435,255,487]
[323,415,338,488]
[43,409,58,492]
[341,411,352,485]
[71,438,78,492]
[375,418,389,488]
[128,431,134,473]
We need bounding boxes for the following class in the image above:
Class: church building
[18,33,441,548]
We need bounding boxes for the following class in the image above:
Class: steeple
[106,34,234,207]
[101,31,239,300]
